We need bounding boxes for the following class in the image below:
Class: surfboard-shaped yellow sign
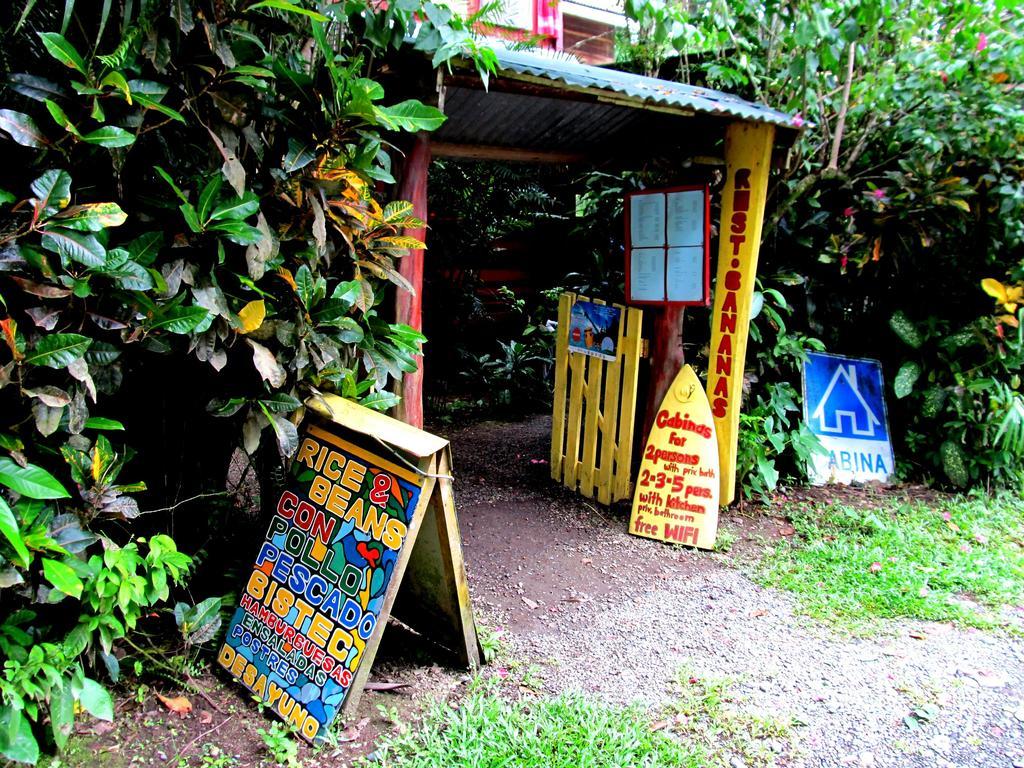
[629,365,720,549]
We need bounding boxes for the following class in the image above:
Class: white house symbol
[810,364,881,437]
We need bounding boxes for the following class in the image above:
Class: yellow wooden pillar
[707,122,775,506]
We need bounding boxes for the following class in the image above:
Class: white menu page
[629,248,665,302]
[630,193,666,248]
[666,189,705,247]
[666,246,704,302]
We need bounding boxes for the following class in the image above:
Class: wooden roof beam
[431,141,589,165]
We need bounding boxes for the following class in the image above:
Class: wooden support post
[394,133,431,428]
[707,122,775,506]
[643,305,687,441]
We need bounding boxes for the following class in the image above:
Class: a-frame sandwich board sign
[217,393,481,742]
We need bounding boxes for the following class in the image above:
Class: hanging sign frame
[624,184,711,306]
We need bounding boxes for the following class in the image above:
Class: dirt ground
[65,415,1024,768]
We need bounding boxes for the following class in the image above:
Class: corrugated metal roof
[489,47,800,131]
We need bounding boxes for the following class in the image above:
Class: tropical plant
[0,0,495,761]
[736,279,825,499]
[620,0,1024,492]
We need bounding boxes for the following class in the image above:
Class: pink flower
[977,33,988,52]
[841,255,848,270]
[997,324,1006,339]
[872,188,887,199]
[843,207,855,217]
[792,113,805,127]
[942,512,952,521]
[868,561,883,573]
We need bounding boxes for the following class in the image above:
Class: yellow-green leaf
[237,299,266,334]
[981,278,1007,302]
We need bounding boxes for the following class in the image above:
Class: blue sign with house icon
[802,352,893,484]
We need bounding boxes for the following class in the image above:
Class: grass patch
[373,671,799,768]
[372,682,707,768]
[659,668,797,768]
[758,491,1024,628]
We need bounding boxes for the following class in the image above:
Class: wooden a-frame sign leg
[392,448,482,668]
[219,394,480,741]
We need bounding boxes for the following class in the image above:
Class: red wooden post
[393,133,430,428]
[643,306,686,439]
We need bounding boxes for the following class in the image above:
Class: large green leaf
[197,175,223,223]
[78,679,114,721]
[79,126,135,148]
[50,679,75,749]
[209,192,259,221]
[889,311,923,349]
[126,231,163,266]
[295,264,314,308]
[31,169,71,214]
[258,393,303,413]
[373,100,447,132]
[147,306,209,334]
[53,202,127,231]
[282,138,315,173]
[40,228,106,267]
[178,596,223,645]
[84,417,125,431]
[42,557,83,598]
[940,441,968,487]
[169,0,195,32]
[893,361,920,399]
[248,0,329,21]
[208,220,262,245]
[0,109,48,148]
[0,706,39,765]
[38,32,87,74]
[0,496,31,567]
[0,458,70,499]
[359,390,401,411]
[24,333,92,369]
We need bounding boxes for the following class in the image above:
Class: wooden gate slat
[549,293,572,480]
[596,303,629,505]
[614,307,643,501]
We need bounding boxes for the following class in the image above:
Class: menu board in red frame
[625,185,711,306]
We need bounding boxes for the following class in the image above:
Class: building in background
[450,0,625,64]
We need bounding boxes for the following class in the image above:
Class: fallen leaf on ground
[522,597,539,610]
[751,609,768,617]
[779,525,796,536]
[909,631,927,640]
[199,710,213,725]
[581,558,592,565]
[156,694,193,717]
[868,561,883,573]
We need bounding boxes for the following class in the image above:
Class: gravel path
[512,565,1024,768]
[445,416,1024,768]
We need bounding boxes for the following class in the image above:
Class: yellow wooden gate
[550,293,643,504]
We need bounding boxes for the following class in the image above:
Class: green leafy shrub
[618,0,1024,493]
[888,304,1024,488]
[0,0,495,761]
[736,279,825,499]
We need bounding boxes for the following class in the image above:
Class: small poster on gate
[625,185,710,306]
[568,300,621,361]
